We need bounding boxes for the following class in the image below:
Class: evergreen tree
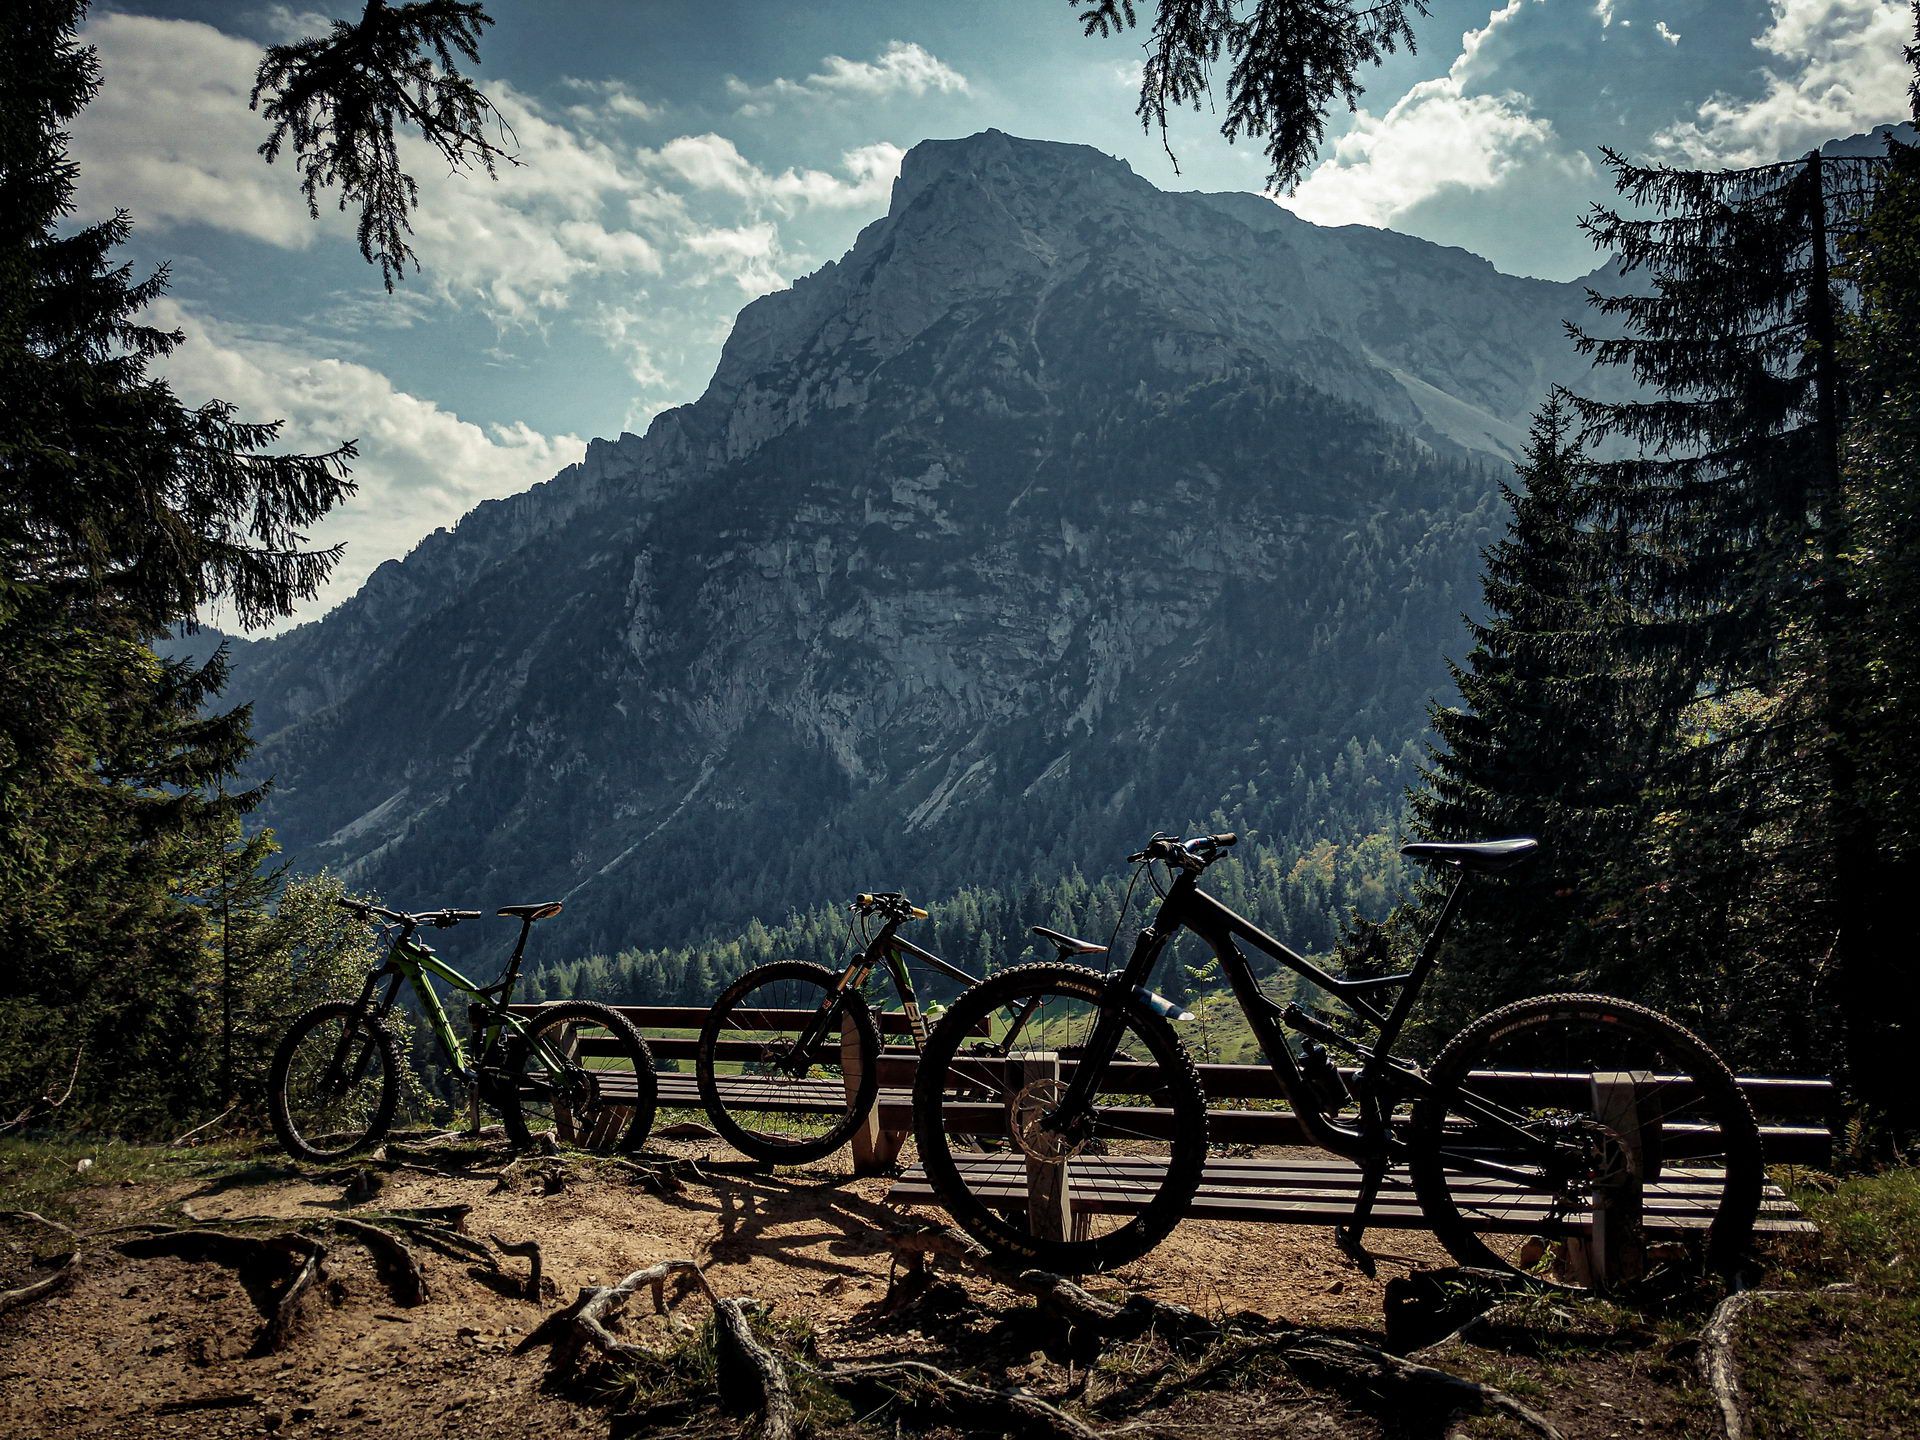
[0,0,355,1128]
[1835,113,1920,1133]
[1407,394,1661,1035]
[1569,139,1905,1107]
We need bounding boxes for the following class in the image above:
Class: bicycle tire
[269,1001,401,1164]
[501,1000,658,1153]
[1409,992,1763,1286]
[912,962,1208,1274]
[696,960,883,1164]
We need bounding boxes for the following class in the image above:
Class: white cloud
[727,40,968,113]
[73,13,669,324]
[1656,20,1682,45]
[149,298,585,629]
[1595,0,1619,27]
[1284,1,1588,228]
[559,77,663,125]
[70,14,316,248]
[683,222,791,296]
[641,134,903,211]
[1654,0,1911,167]
[257,5,334,43]
[592,304,671,389]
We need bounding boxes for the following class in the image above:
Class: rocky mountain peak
[218,131,1630,959]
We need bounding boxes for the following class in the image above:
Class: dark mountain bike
[695,891,990,1163]
[913,832,1763,1283]
[269,899,657,1162]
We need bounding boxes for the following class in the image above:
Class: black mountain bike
[269,900,657,1162]
[913,833,1763,1283]
[695,891,988,1163]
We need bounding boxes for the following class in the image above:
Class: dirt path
[0,1135,1444,1439]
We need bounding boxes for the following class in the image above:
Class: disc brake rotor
[1010,1078,1089,1163]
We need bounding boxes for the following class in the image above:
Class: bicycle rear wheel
[501,1001,657,1154]
[912,963,1208,1274]
[696,961,882,1164]
[1409,993,1762,1287]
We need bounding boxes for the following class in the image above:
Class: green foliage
[1071,0,1427,189]
[1402,123,1920,1113]
[0,0,353,1134]
[252,1,512,289]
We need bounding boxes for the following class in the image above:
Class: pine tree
[1569,139,1906,1109]
[1070,0,1424,188]
[1405,395,1661,1034]
[1835,113,1920,1134]
[0,0,356,1128]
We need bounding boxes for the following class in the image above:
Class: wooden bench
[506,1002,950,1168]
[510,1003,1833,1266]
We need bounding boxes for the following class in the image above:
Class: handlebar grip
[1213,832,1238,848]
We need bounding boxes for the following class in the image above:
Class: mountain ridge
[213,129,1618,961]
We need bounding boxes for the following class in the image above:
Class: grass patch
[1726,1167,1920,1438]
[0,1134,268,1222]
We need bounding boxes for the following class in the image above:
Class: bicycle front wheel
[501,1001,657,1154]
[1409,993,1763,1287]
[269,1001,401,1163]
[912,963,1208,1274]
[697,961,881,1164]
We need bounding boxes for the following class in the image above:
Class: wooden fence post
[1572,1069,1655,1287]
[1012,1051,1073,1243]
[844,1017,906,1174]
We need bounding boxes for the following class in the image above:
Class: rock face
[226,130,1613,959]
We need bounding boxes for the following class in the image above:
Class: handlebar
[853,891,929,921]
[333,899,483,929]
[1127,832,1238,871]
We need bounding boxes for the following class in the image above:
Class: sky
[66,0,1917,630]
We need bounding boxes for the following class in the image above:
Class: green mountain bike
[268,899,657,1163]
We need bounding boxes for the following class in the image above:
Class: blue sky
[69,1,1916,627]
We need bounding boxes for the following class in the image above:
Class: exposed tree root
[1698,1288,1790,1440]
[0,1251,79,1316]
[886,1224,1222,1350]
[519,1257,715,1376]
[715,1296,797,1440]
[823,1359,1100,1440]
[331,1216,428,1306]
[113,1229,328,1355]
[883,1223,1562,1438]
[488,1234,545,1300]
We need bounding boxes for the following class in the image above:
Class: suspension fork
[325,964,402,1088]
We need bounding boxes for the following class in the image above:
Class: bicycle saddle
[498,901,564,921]
[1398,838,1539,871]
[1032,925,1107,956]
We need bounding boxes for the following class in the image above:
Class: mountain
[221,130,1620,964]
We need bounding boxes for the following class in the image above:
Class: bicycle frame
[1054,863,1474,1164]
[342,924,547,1087]
[801,914,981,1056]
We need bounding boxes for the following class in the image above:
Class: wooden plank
[888,1156,1816,1235]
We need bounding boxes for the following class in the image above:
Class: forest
[3,0,1919,1159]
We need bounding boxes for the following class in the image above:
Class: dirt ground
[0,1131,1455,1440]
